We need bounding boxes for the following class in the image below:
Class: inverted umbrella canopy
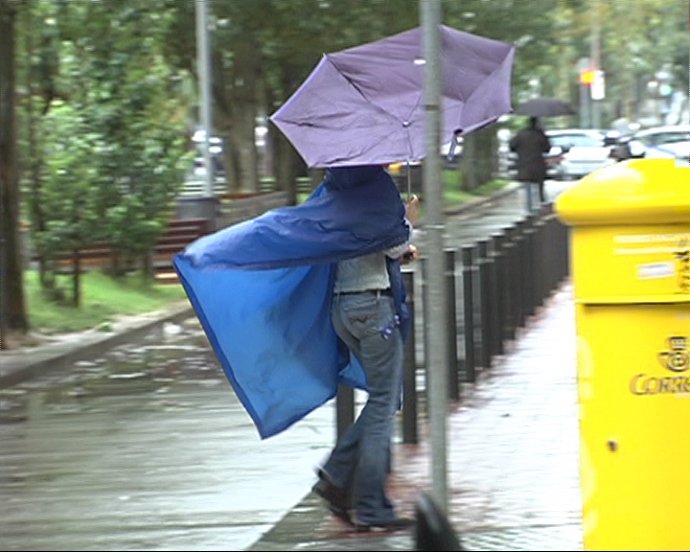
[515,97,575,117]
[270,25,516,168]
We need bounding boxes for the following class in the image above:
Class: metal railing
[335,203,570,444]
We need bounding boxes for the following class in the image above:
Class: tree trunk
[23,2,48,287]
[229,34,259,193]
[141,251,153,281]
[212,33,260,195]
[71,250,81,308]
[460,126,498,192]
[0,0,29,344]
[273,132,299,206]
[269,69,309,206]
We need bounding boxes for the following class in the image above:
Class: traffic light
[579,69,605,100]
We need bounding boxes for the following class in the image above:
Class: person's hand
[406,194,419,225]
[400,244,419,265]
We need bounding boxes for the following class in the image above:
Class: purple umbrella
[270,24,515,168]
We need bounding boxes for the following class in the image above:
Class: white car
[646,141,690,161]
[546,129,616,180]
[631,124,690,148]
[611,124,690,161]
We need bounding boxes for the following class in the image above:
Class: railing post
[501,226,517,342]
[490,233,505,357]
[477,239,492,370]
[461,245,476,383]
[533,211,548,306]
[523,215,537,317]
[445,249,460,401]
[514,220,527,328]
[402,269,418,444]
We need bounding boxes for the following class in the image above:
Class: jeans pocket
[343,296,396,339]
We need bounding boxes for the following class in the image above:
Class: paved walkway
[248,281,583,551]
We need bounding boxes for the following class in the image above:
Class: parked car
[644,140,690,160]
[545,128,616,180]
[609,124,690,161]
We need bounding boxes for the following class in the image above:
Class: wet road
[0,320,336,551]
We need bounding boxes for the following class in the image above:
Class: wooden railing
[29,218,211,284]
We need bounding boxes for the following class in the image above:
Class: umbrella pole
[406,161,412,200]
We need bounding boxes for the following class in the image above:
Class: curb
[0,302,193,388]
[442,181,521,217]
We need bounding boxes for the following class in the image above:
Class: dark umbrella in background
[270,25,515,169]
[514,96,575,117]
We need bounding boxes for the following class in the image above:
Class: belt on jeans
[335,288,392,297]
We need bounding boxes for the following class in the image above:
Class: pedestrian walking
[509,116,551,212]
[174,164,419,534]
[312,168,419,532]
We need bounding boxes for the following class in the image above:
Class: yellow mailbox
[555,159,690,551]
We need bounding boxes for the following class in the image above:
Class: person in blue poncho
[173,164,419,532]
[313,183,419,533]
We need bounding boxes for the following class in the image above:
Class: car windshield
[636,131,690,146]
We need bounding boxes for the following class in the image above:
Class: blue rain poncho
[173,165,411,438]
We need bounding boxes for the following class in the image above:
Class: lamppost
[420,0,449,514]
[195,0,213,198]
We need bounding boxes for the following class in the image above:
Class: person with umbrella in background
[511,97,574,211]
[509,116,552,212]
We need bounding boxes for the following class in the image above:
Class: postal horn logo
[658,336,690,373]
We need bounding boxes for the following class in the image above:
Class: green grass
[441,168,510,203]
[415,170,511,214]
[25,270,188,334]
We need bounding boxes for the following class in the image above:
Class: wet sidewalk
[249,281,583,551]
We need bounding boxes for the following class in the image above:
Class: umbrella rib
[404,93,423,160]
[326,56,422,162]
[327,55,407,127]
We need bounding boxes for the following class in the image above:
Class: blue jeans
[523,180,544,213]
[323,290,404,525]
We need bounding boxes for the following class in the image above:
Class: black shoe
[353,516,415,533]
[311,470,352,525]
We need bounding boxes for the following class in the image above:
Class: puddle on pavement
[0,321,225,419]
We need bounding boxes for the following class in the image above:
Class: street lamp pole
[195,0,213,197]
[420,0,449,513]
[590,0,602,129]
